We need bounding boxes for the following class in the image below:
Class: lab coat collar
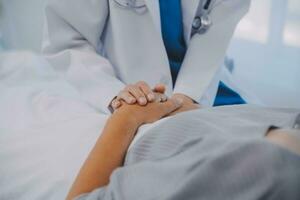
[145,0,201,44]
[181,0,201,44]
[144,0,162,38]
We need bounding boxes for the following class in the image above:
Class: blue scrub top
[159,0,246,106]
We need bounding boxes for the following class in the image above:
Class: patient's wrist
[266,128,300,156]
[173,93,194,104]
[112,105,141,128]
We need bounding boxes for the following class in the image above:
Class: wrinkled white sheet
[1,51,299,200]
[0,51,167,200]
[0,52,108,199]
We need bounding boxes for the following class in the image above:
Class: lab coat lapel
[143,0,173,94]
[144,0,162,37]
[181,0,202,44]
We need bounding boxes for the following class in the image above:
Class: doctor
[42,0,250,114]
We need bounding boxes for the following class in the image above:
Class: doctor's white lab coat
[42,0,251,114]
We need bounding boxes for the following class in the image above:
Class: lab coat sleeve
[174,0,251,106]
[42,0,125,114]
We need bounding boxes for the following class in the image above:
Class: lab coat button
[192,16,202,29]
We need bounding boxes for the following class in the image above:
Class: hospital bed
[0,0,300,199]
[1,52,300,200]
[0,52,108,199]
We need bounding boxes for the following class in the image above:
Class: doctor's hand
[166,93,200,116]
[114,97,183,127]
[111,82,167,111]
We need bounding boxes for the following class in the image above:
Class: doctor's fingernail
[147,93,155,101]
[139,97,147,104]
[128,97,136,103]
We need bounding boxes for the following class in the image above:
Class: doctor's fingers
[153,83,166,94]
[154,93,168,103]
[125,85,148,105]
[136,81,155,102]
[117,90,137,105]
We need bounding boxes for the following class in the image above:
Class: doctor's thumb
[153,83,166,94]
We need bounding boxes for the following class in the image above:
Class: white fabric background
[0,52,103,199]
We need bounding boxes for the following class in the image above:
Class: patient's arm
[66,98,182,200]
[166,93,200,116]
[266,128,300,155]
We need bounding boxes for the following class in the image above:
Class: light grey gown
[75,105,300,200]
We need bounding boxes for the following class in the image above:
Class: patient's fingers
[159,97,183,116]
[154,93,168,102]
[111,99,121,110]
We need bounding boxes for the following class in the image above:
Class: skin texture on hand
[166,93,200,116]
[115,97,183,126]
[266,128,300,156]
[66,97,183,200]
[111,82,168,110]
[111,81,199,117]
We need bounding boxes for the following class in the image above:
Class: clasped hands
[110,81,200,126]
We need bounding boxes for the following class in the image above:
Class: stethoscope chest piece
[191,0,213,35]
[192,14,212,34]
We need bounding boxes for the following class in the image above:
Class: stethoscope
[113,0,214,34]
[192,0,213,34]
[113,0,147,11]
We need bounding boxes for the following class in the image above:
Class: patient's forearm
[266,129,300,155]
[66,113,138,200]
[66,98,182,199]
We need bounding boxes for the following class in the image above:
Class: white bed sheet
[1,51,299,200]
[0,52,105,199]
[0,51,167,200]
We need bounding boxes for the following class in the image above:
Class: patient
[66,88,300,200]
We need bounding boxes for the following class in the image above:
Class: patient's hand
[166,93,200,116]
[114,97,183,127]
